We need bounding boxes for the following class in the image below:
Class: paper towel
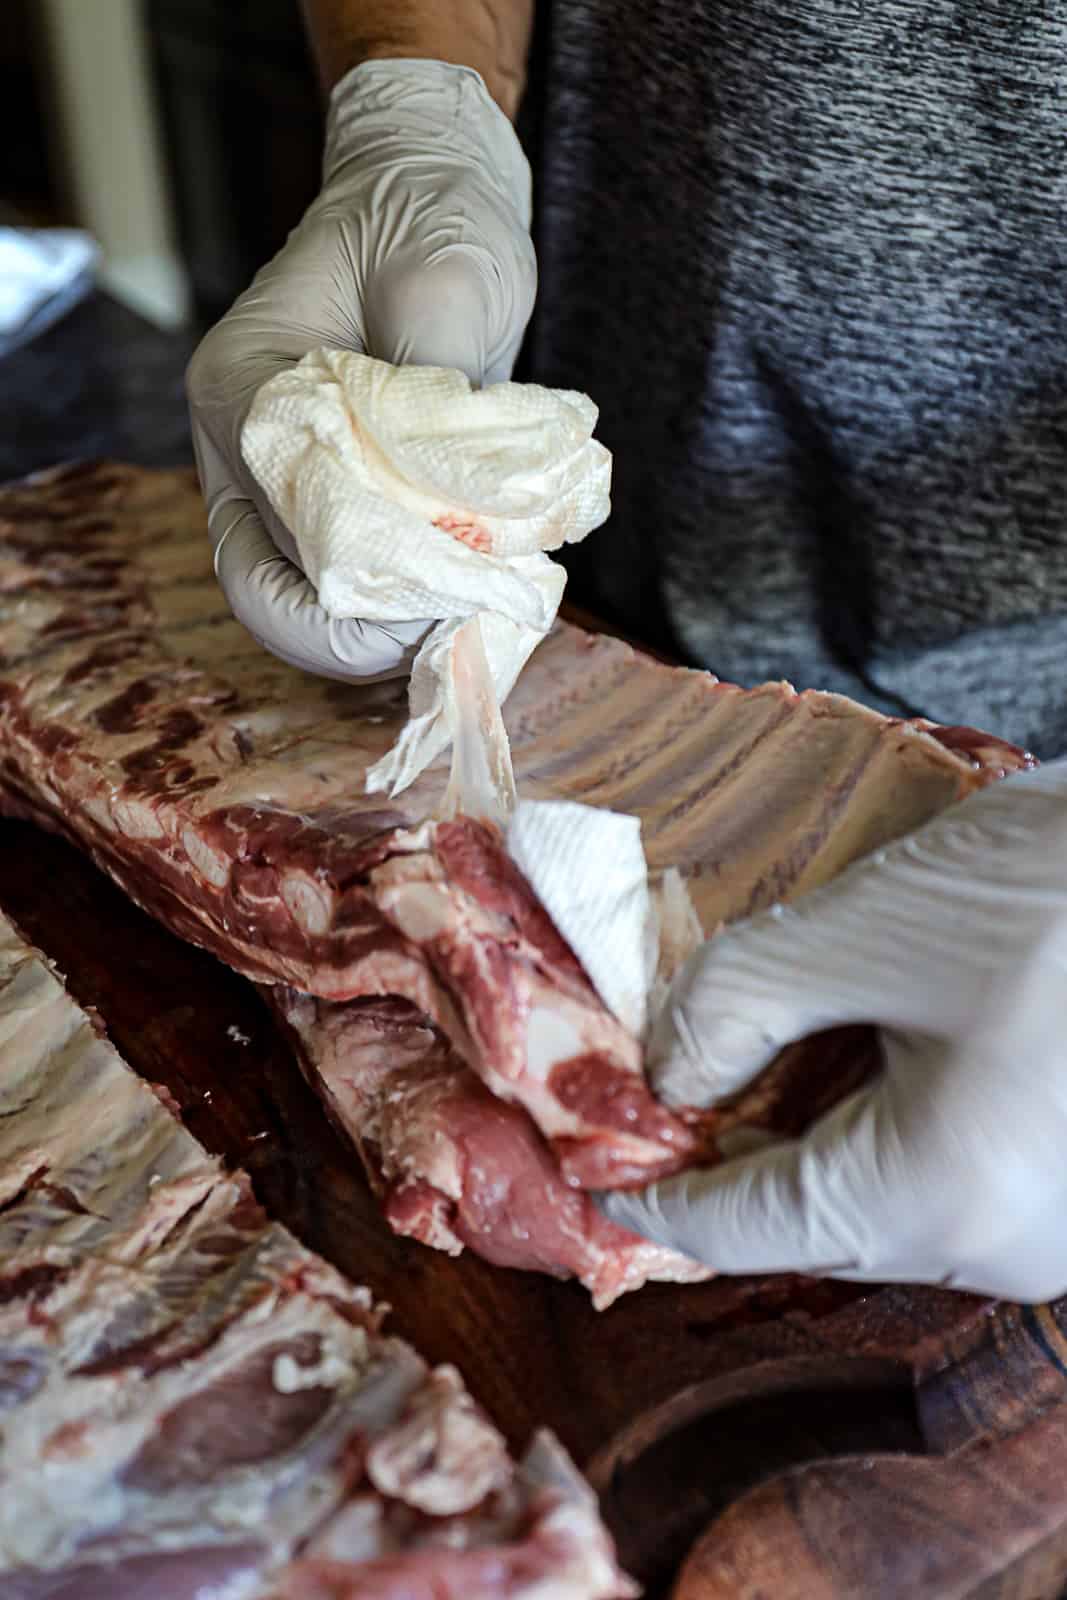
[242,349,611,817]
[506,799,704,1039]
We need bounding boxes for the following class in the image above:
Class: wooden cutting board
[5,815,1067,1599]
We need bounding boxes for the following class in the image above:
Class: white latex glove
[599,761,1067,1304]
[186,59,536,681]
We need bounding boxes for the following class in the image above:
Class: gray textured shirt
[520,2,1067,756]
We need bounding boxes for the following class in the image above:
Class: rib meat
[0,908,633,1599]
[0,463,1032,1303]
[275,993,709,1309]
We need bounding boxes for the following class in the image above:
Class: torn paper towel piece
[242,349,611,817]
[506,799,704,1040]
[442,615,519,820]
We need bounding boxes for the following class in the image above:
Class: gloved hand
[599,761,1067,1304]
[186,59,536,681]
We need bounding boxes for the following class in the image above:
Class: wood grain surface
[7,814,1067,1599]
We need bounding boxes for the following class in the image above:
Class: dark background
[3,0,547,331]
[1,0,549,484]
[3,0,324,329]
[145,0,324,327]
[3,1,328,482]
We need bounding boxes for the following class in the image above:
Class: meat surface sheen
[0,463,1032,1302]
[0,909,633,1599]
[275,994,709,1311]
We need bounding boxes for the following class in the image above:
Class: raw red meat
[275,993,708,1310]
[0,908,633,1599]
[0,462,1032,1303]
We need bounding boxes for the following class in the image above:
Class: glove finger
[646,899,885,1110]
[596,1072,907,1277]
[193,414,315,597]
[365,246,534,386]
[612,917,1067,1294]
[599,1140,1067,1300]
[213,500,430,682]
[646,781,1057,1112]
[188,215,371,521]
[894,917,1067,1304]
[194,214,369,399]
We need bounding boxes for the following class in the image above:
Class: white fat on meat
[279,872,334,936]
[112,795,166,839]
[183,825,232,886]
[273,1340,365,1395]
[375,879,455,944]
[365,1367,511,1516]
[299,1495,396,1564]
[525,1007,585,1079]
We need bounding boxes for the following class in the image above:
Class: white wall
[38,0,191,327]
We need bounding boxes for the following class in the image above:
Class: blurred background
[1,0,331,478]
[3,0,324,331]
[1,0,549,482]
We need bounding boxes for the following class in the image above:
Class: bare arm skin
[300,0,535,118]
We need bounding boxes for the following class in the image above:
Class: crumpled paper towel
[506,799,704,1039]
[242,349,611,815]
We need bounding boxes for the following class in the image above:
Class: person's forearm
[300,0,535,119]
